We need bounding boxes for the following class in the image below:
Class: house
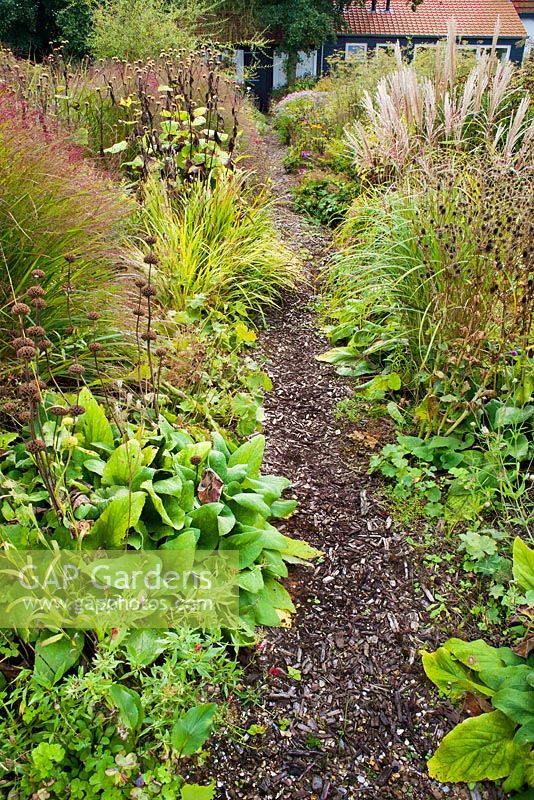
[240,0,528,108]
[513,0,534,54]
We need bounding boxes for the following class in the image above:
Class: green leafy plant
[89,0,210,61]
[293,173,358,227]
[0,628,239,798]
[423,538,534,793]
[0,388,320,638]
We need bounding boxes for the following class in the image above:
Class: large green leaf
[513,537,534,592]
[243,475,291,503]
[479,665,531,692]
[142,480,185,530]
[181,783,216,800]
[84,492,145,547]
[514,720,534,746]
[77,388,114,449]
[270,499,297,518]
[190,503,223,550]
[152,475,183,495]
[422,647,493,699]
[33,632,84,687]
[125,630,168,668]
[493,686,534,726]
[427,711,520,783]
[227,435,265,479]
[109,684,144,730]
[102,440,143,486]
[238,566,265,593]
[316,346,359,365]
[279,535,323,563]
[444,638,509,672]
[220,531,265,569]
[262,575,295,613]
[171,703,217,756]
[231,493,271,518]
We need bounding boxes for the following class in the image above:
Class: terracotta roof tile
[343,0,527,38]
[513,0,534,14]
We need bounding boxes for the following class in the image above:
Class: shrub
[89,0,209,61]
[0,47,243,171]
[0,92,134,378]
[135,173,299,320]
[324,162,534,403]
[320,161,534,520]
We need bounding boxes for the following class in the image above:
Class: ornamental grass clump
[135,172,300,320]
[323,159,534,430]
[345,24,534,181]
[0,91,133,378]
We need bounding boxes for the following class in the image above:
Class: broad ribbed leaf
[428,711,519,783]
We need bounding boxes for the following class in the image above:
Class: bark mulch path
[210,132,473,800]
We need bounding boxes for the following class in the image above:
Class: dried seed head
[17,345,37,361]
[38,338,52,350]
[190,455,202,465]
[49,405,70,417]
[11,336,29,351]
[26,325,46,338]
[69,404,86,417]
[155,346,167,357]
[144,235,157,246]
[68,363,86,376]
[64,254,77,263]
[26,438,47,454]
[140,285,157,298]
[27,285,45,298]
[65,326,75,336]
[134,277,148,289]
[2,401,18,414]
[141,330,157,341]
[32,269,46,280]
[18,382,40,401]
[87,311,100,321]
[12,302,30,317]
[132,308,145,317]
[28,379,47,390]
[32,297,47,310]
[18,410,32,424]
[143,252,159,266]
[88,341,102,353]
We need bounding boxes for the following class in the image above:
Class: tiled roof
[513,0,534,14]
[343,0,527,38]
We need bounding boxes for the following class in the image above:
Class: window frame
[345,42,368,60]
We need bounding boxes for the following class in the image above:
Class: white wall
[272,50,318,89]
[522,17,534,57]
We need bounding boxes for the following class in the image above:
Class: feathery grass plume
[344,24,534,180]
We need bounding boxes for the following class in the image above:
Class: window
[477,45,511,62]
[273,50,318,89]
[413,43,436,54]
[375,41,399,54]
[345,42,367,60]
[458,44,511,62]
